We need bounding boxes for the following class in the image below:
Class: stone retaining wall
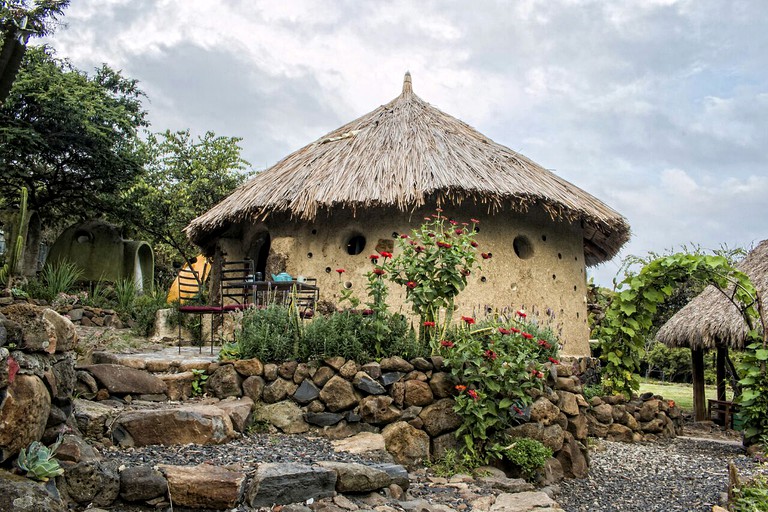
[0,303,79,462]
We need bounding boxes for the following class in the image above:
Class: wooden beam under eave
[716,346,727,402]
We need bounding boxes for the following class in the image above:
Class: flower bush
[383,210,481,352]
[440,311,560,464]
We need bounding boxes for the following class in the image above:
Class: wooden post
[716,347,727,402]
[692,347,707,421]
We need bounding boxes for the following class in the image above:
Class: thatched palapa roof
[186,73,630,266]
[656,240,768,350]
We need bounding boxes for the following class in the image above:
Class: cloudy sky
[43,0,767,286]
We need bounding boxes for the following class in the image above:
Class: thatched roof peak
[656,240,768,350]
[402,71,413,95]
[186,73,630,265]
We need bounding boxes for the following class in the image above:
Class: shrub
[496,438,552,481]
[131,290,169,337]
[732,472,768,512]
[32,261,83,302]
[441,311,559,462]
[237,304,301,361]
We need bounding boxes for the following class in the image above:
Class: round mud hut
[186,73,630,356]
[656,239,767,421]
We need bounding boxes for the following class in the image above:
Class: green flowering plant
[441,311,560,462]
[383,210,481,352]
[16,437,64,482]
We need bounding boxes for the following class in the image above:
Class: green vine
[598,253,758,396]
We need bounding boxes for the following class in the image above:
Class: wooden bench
[707,399,739,429]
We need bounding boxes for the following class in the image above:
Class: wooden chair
[176,265,222,354]
[294,278,319,319]
[220,259,255,312]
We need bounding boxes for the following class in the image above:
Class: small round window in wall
[346,235,366,255]
[513,235,534,260]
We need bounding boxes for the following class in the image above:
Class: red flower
[510,327,521,334]
[423,321,436,327]
[455,229,464,235]
[455,384,466,392]
[437,241,452,248]
[362,309,374,316]
[424,217,432,221]
[484,349,497,360]
[380,251,393,259]
[498,327,511,335]
[415,246,425,253]
[516,309,526,318]
[548,357,560,365]
[461,316,476,325]
[531,370,544,379]
[441,340,455,348]
[336,269,345,274]
[471,241,479,248]
[369,254,379,261]
[373,268,385,276]
[470,218,480,224]
[522,332,533,340]
[427,233,436,237]
[467,389,479,400]
[400,234,409,239]
[435,208,443,213]
[461,268,471,276]
[481,252,491,259]
[538,339,551,349]
[406,281,417,289]
[449,220,458,226]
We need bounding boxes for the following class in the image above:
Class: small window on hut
[513,235,534,260]
[346,235,366,255]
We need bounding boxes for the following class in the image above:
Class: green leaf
[755,349,768,361]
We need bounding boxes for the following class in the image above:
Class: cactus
[0,187,27,288]
[16,436,64,482]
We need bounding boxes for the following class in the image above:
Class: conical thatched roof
[186,73,630,266]
[656,240,768,350]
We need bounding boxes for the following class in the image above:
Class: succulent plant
[16,436,64,482]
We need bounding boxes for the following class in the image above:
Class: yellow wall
[220,204,591,356]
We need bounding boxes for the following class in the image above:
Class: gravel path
[102,430,764,512]
[556,437,762,512]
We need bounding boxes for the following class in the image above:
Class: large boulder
[317,461,391,493]
[359,395,402,425]
[382,421,430,467]
[119,466,167,503]
[114,405,235,447]
[556,432,589,479]
[80,364,167,396]
[59,460,121,508]
[214,397,254,432]
[0,374,51,462]
[247,463,336,507]
[419,398,462,437]
[529,397,561,426]
[42,309,78,353]
[428,372,456,398]
[0,470,66,512]
[403,380,434,407]
[353,371,386,395]
[206,364,243,398]
[319,375,358,412]
[255,401,309,434]
[0,304,57,353]
[262,377,298,403]
[160,464,246,509]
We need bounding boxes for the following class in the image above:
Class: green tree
[0,0,69,104]
[0,46,147,222]
[120,130,250,269]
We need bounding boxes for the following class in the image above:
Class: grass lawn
[637,379,734,411]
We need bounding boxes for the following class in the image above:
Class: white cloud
[41,0,768,287]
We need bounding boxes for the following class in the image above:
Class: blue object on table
[271,272,293,282]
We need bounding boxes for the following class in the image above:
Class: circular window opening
[346,235,366,255]
[513,235,534,260]
[74,230,93,244]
